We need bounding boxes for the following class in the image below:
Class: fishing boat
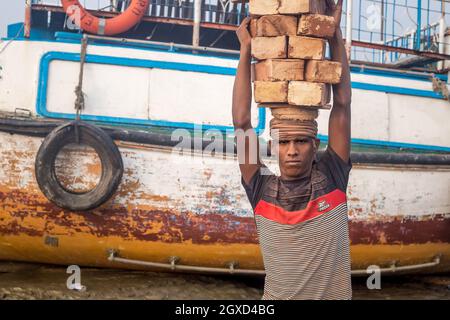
[0,0,449,275]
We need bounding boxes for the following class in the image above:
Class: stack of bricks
[248,0,342,122]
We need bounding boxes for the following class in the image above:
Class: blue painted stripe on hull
[34,52,450,153]
[317,135,450,153]
[36,51,266,134]
[4,23,449,84]
[351,82,443,99]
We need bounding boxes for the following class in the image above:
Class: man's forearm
[232,46,252,129]
[329,29,351,107]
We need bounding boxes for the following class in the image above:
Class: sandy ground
[0,262,449,300]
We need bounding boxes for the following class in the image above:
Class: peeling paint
[0,132,449,271]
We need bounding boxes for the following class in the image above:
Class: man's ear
[314,138,321,151]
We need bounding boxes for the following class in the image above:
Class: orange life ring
[62,0,149,36]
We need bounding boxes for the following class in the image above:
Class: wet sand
[0,262,449,300]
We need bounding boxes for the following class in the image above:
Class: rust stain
[203,169,213,180]
[115,177,142,200]
[0,188,259,245]
[205,191,215,200]
[349,216,450,245]
[0,188,449,246]
[1,150,37,186]
[139,194,171,202]
[85,161,102,177]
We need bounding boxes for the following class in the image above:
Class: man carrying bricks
[232,0,352,300]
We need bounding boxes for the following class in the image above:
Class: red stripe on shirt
[254,189,347,225]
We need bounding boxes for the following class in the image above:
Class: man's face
[274,136,319,180]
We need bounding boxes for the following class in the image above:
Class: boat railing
[147,0,247,25]
[31,0,248,25]
[28,0,450,71]
[383,21,441,64]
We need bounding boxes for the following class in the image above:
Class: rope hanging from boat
[73,35,88,143]
[74,35,87,120]
[34,35,124,211]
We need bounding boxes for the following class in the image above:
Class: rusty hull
[0,186,449,272]
[0,134,449,273]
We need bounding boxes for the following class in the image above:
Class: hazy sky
[0,1,25,38]
[0,1,121,38]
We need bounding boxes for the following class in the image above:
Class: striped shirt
[242,146,352,300]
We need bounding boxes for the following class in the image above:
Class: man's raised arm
[327,0,352,163]
[232,17,262,184]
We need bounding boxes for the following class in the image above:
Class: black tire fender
[35,121,124,211]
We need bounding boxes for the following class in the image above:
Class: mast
[380,0,384,42]
[438,0,446,70]
[193,0,202,47]
[415,0,422,50]
[24,0,32,38]
[346,0,353,61]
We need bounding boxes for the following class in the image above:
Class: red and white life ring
[61,0,149,36]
